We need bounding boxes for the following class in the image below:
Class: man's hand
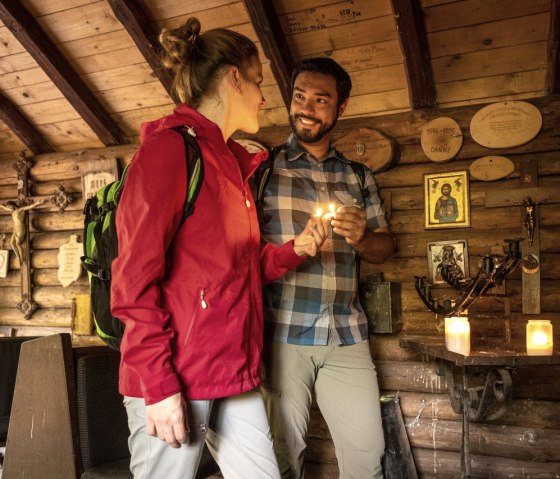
[146,392,189,448]
[331,206,366,245]
[294,215,329,256]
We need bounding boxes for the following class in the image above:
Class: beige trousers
[124,389,280,479]
[262,339,384,479]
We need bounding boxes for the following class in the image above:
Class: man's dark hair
[290,57,352,107]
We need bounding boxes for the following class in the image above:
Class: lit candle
[526,320,553,356]
[323,203,336,219]
[444,317,471,355]
[315,207,323,218]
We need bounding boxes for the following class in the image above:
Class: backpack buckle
[97,268,111,281]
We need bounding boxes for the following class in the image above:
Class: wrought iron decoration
[415,238,523,316]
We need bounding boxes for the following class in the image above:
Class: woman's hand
[146,392,189,448]
[293,215,329,257]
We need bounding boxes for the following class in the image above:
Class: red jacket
[111,104,303,404]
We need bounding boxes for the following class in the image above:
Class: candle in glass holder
[444,316,471,355]
[526,320,553,356]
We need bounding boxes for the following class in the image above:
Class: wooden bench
[3,333,218,479]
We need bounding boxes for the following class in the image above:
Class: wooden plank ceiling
[0,0,556,161]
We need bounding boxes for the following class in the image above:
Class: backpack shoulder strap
[171,126,204,224]
[254,144,280,207]
[348,161,365,190]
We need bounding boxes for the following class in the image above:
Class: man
[258,58,394,478]
[434,182,458,223]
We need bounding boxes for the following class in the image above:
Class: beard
[289,113,337,144]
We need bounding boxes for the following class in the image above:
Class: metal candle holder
[415,239,523,316]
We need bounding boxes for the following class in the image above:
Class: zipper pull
[200,289,208,309]
[186,125,196,137]
[242,187,251,208]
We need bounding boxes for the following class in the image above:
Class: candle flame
[531,331,549,346]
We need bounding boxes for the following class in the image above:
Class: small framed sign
[80,158,120,206]
[0,250,8,278]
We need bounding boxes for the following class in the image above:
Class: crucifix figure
[0,199,44,265]
[506,196,550,246]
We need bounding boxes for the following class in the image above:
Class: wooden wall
[1,95,560,477]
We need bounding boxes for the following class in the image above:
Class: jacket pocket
[184,287,208,348]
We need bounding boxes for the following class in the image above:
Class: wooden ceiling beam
[0,1,128,146]
[0,92,54,154]
[545,0,560,94]
[107,0,178,104]
[390,0,437,109]
[242,0,293,109]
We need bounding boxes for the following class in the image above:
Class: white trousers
[124,389,281,479]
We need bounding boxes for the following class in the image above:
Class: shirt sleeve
[259,240,306,285]
[364,169,388,230]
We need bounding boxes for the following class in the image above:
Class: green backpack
[81,126,204,350]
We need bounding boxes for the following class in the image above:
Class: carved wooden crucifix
[0,151,43,318]
[485,159,559,314]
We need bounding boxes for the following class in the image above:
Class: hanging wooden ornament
[334,128,399,173]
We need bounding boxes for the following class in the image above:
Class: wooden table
[399,336,560,479]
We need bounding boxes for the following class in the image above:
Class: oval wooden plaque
[421,117,463,163]
[470,156,515,181]
[334,128,398,173]
[470,101,542,148]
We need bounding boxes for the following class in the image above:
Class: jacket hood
[139,103,267,179]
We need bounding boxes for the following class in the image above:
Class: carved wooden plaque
[421,117,463,163]
[58,235,83,287]
[470,101,542,148]
[470,156,515,181]
[334,128,397,173]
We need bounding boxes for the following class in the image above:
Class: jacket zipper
[200,289,208,309]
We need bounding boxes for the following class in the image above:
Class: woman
[111,17,327,479]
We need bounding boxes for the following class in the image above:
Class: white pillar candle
[526,320,553,356]
[445,317,471,355]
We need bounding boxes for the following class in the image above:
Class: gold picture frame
[424,170,470,229]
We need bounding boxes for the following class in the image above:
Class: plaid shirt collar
[285,134,352,165]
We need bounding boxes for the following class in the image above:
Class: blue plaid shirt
[260,135,388,345]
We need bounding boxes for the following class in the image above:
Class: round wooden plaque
[420,117,463,163]
[470,156,515,181]
[470,101,542,148]
[334,128,398,173]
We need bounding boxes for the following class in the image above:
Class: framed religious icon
[427,239,469,285]
[424,170,470,229]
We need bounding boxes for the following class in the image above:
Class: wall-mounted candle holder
[415,238,523,317]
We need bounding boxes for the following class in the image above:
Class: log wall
[1,96,559,477]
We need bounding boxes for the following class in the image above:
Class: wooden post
[485,173,558,315]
